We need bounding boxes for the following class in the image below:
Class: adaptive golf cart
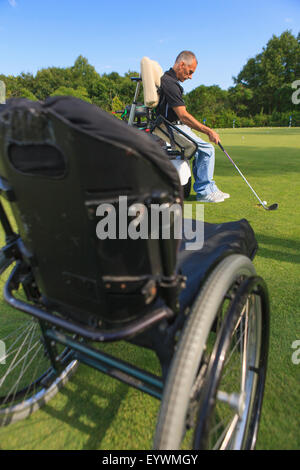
[115,57,196,198]
[0,95,269,449]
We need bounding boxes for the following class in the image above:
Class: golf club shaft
[218,142,265,207]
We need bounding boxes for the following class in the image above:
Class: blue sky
[0,0,299,92]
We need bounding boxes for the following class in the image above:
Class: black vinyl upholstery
[178,219,257,311]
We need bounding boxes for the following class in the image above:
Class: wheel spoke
[4,319,38,405]
[2,342,44,405]
[0,311,77,425]
[217,414,240,450]
[0,321,37,388]
[216,391,242,413]
[241,297,249,394]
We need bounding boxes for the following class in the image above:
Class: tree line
[1,30,299,128]
[185,30,300,127]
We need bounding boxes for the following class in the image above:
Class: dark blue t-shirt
[157,68,185,122]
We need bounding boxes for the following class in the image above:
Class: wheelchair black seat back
[0,96,184,327]
[0,96,269,450]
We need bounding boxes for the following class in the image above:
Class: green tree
[228,84,253,116]
[71,55,101,96]
[50,85,92,103]
[234,30,300,114]
[17,88,38,101]
[89,76,115,110]
[33,67,72,99]
[185,85,229,122]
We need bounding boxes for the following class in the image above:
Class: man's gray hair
[175,51,197,65]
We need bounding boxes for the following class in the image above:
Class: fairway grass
[0,127,299,450]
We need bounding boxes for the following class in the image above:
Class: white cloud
[8,0,17,7]
[285,18,293,23]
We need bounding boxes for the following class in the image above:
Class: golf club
[218,142,278,211]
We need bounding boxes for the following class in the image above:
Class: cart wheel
[153,254,269,450]
[0,257,78,426]
[183,177,191,199]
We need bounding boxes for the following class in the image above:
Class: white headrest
[0,80,6,104]
[140,57,163,108]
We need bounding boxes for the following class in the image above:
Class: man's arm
[173,105,220,144]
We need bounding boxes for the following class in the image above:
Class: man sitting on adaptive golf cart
[157,50,229,203]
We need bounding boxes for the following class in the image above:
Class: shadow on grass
[42,370,129,450]
[256,233,300,264]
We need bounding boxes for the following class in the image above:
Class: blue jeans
[177,125,218,197]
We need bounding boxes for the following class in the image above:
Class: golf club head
[267,203,278,211]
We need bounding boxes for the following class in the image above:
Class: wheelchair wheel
[0,252,78,426]
[153,254,269,450]
[0,313,78,426]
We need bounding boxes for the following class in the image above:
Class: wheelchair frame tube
[45,329,164,400]
[0,200,16,241]
[128,79,141,126]
[3,260,174,343]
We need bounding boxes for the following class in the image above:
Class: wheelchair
[0,95,269,450]
[114,57,198,199]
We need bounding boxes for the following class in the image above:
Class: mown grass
[0,127,299,450]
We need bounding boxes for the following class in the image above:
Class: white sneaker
[216,189,230,199]
[196,191,225,203]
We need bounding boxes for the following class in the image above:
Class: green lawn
[0,127,299,450]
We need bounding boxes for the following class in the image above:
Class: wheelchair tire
[0,252,78,426]
[0,311,78,426]
[153,254,269,450]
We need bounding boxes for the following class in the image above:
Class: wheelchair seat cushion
[178,218,258,311]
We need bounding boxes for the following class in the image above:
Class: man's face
[176,58,197,82]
